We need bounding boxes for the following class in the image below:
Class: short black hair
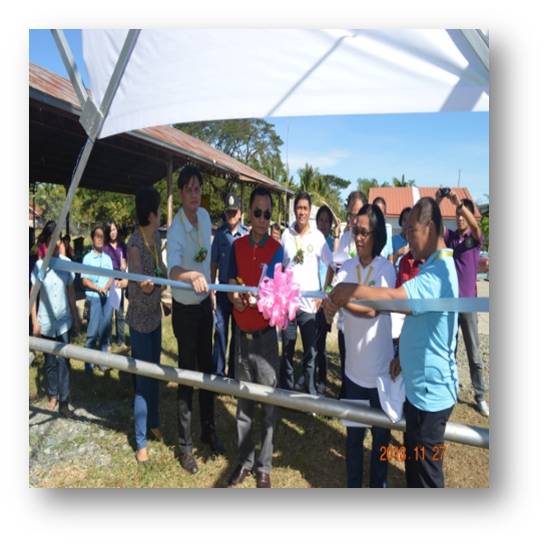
[135,187,161,226]
[249,186,273,209]
[316,205,334,226]
[177,164,203,189]
[398,206,412,227]
[38,220,57,245]
[373,196,387,210]
[91,225,105,240]
[460,198,475,214]
[347,191,367,208]
[357,204,387,258]
[294,191,312,211]
[412,197,443,235]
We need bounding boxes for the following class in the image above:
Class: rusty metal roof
[29,63,292,195]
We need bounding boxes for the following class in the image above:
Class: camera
[436,187,451,200]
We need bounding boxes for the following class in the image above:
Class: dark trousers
[457,312,485,402]
[172,297,216,453]
[42,330,71,402]
[281,310,317,395]
[85,296,112,372]
[315,308,331,388]
[235,325,280,473]
[130,325,161,450]
[344,377,391,488]
[403,400,453,488]
[110,290,126,345]
[213,292,235,377]
[338,329,347,398]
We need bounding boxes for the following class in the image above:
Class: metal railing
[29,336,489,449]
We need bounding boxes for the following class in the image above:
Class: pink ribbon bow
[257,263,300,329]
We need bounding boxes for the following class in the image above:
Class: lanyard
[356,261,374,285]
[139,227,159,270]
[180,208,202,249]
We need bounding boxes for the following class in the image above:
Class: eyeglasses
[352,226,373,238]
[253,208,271,220]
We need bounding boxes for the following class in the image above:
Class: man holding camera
[438,189,489,418]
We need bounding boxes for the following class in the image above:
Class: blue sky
[29,29,489,203]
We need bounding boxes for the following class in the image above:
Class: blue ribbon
[50,257,489,313]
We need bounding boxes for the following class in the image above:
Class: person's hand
[190,272,209,294]
[329,282,358,308]
[315,298,323,311]
[32,321,41,337]
[389,357,401,380]
[323,296,338,324]
[98,287,108,296]
[141,279,154,295]
[232,293,247,312]
[448,192,462,207]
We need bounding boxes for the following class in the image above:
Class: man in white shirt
[167,165,225,475]
[281,192,334,395]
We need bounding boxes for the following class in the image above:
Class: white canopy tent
[83,29,489,139]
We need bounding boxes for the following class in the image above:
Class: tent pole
[167,158,173,227]
[29,30,141,313]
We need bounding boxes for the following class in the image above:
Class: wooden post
[167,158,173,227]
[240,179,245,224]
[64,184,70,235]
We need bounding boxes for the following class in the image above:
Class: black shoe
[227,464,252,487]
[201,432,226,455]
[59,401,74,418]
[178,451,198,474]
[256,470,272,488]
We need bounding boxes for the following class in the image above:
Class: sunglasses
[352,226,373,238]
[253,208,271,220]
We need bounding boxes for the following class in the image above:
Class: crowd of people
[29,164,488,488]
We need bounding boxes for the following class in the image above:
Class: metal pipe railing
[29,337,489,449]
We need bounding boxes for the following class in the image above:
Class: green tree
[392,173,415,187]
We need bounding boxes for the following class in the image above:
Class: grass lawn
[29,316,489,488]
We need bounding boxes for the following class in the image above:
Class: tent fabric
[83,29,489,140]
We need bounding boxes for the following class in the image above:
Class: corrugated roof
[29,63,291,194]
[368,186,480,220]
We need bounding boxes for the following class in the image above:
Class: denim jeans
[281,310,317,395]
[344,376,391,488]
[85,296,113,372]
[457,312,486,402]
[42,330,71,403]
[213,292,235,377]
[130,325,161,450]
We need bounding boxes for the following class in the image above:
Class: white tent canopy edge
[82,28,489,140]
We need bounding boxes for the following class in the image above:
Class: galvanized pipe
[29,337,489,449]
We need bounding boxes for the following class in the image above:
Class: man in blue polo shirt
[325,197,459,488]
[211,192,248,377]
